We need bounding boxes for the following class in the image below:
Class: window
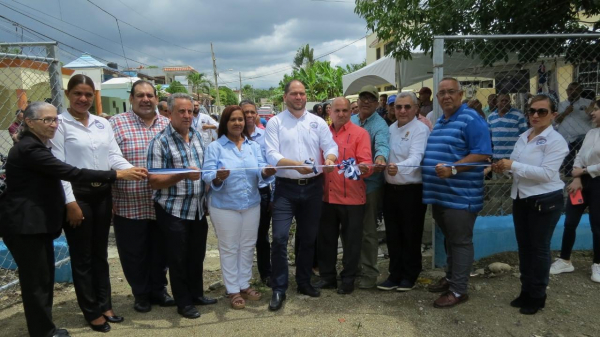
[376,47,381,60]
[577,62,599,95]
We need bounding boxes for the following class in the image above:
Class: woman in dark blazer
[0,102,145,337]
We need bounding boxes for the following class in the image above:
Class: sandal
[228,293,245,309]
[240,287,262,301]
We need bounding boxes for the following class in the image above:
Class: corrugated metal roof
[63,54,107,69]
[163,66,196,72]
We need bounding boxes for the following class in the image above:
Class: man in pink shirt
[313,97,373,295]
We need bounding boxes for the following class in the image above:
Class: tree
[209,86,238,106]
[345,60,366,73]
[355,0,600,66]
[186,72,212,100]
[280,60,347,101]
[165,80,188,94]
[293,44,315,70]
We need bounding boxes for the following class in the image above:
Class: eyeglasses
[30,117,60,125]
[436,90,461,97]
[358,96,377,103]
[395,104,413,110]
[527,108,550,117]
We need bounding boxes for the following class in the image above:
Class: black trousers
[113,215,168,300]
[513,190,563,298]
[4,233,58,337]
[256,186,272,280]
[271,176,323,293]
[383,183,427,284]
[317,202,365,284]
[63,189,113,322]
[155,203,207,308]
[561,136,585,176]
[560,176,600,263]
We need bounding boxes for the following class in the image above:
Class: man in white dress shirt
[265,80,338,311]
[192,100,218,146]
[556,82,594,176]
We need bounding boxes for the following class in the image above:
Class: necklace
[68,108,88,121]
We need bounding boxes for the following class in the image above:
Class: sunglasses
[527,108,550,117]
[395,104,413,110]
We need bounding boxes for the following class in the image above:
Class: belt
[277,175,322,186]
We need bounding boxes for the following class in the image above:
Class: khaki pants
[359,188,383,285]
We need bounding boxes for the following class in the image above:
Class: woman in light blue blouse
[203,105,276,310]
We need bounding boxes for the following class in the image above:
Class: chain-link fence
[429,33,600,266]
[0,41,69,308]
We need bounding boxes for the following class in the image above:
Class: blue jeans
[513,190,563,298]
[270,176,323,293]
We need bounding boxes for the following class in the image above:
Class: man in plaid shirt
[110,80,173,313]
[147,93,216,319]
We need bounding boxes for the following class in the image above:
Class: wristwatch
[451,166,457,176]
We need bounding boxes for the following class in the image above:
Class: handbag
[531,190,563,213]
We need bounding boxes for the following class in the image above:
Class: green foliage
[209,86,238,106]
[345,60,366,73]
[354,0,600,66]
[0,46,21,54]
[280,60,347,101]
[147,65,159,69]
[186,72,212,99]
[293,44,315,70]
[165,80,188,94]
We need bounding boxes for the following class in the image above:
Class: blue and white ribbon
[336,158,361,180]
[304,159,318,174]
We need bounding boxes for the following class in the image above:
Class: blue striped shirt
[422,104,492,213]
[487,108,528,159]
[351,112,390,193]
[147,124,205,220]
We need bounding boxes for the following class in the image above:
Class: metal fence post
[46,42,64,112]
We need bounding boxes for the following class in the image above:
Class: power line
[86,0,211,54]
[84,0,129,69]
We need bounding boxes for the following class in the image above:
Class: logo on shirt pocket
[94,120,105,129]
[310,122,318,129]
[536,139,547,145]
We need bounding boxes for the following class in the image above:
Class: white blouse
[574,128,600,178]
[50,110,132,204]
[509,125,569,199]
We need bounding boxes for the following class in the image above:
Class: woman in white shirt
[51,75,146,332]
[494,94,568,315]
[551,99,600,282]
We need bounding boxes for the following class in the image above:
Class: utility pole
[211,42,220,114]
[238,71,242,102]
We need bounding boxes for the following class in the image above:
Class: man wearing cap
[351,85,390,289]
[418,87,433,117]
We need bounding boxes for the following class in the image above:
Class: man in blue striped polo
[487,94,528,163]
[422,78,492,308]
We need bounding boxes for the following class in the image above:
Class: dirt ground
[1,225,599,337]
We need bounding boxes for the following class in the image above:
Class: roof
[102,77,142,85]
[63,54,107,69]
[163,66,196,72]
[0,59,75,76]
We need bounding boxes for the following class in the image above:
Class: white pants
[209,204,260,294]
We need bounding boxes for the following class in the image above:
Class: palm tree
[293,44,314,70]
[186,72,212,102]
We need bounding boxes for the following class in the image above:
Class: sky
[0,0,368,89]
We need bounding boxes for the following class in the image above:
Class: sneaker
[396,280,415,292]
[377,279,400,291]
[591,264,600,283]
[550,258,574,275]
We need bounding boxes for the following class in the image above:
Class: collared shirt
[202,135,273,211]
[51,110,133,204]
[110,111,170,220]
[557,98,593,143]
[351,112,390,193]
[487,108,529,160]
[192,113,219,146]
[375,106,387,118]
[249,126,268,188]
[385,117,430,185]
[265,109,338,179]
[147,124,205,220]
[422,104,492,213]
[323,122,372,205]
[574,127,600,178]
[510,126,569,198]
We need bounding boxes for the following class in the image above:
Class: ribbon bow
[337,158,361,181]
[304,159,318,174]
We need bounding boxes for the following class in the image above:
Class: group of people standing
[0,73,598,337]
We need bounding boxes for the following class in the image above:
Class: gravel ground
[0,224,599,337]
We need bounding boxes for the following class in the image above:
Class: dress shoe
[396,280,415,292]
[134,299,151,313]
[150,292,176,307]
[312,279,337,289]
[88,321,111,333]
[52,328,70,337]
[433,291,469,308]
[427,277,450,293]
[337,282,354,295]
[510,291,530,308]
[519,295,546,315]
[268,292,286,311]
[193,296,217,305]
[177,305,201,319]
[297,284,321,297]
[103,314,124,323]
